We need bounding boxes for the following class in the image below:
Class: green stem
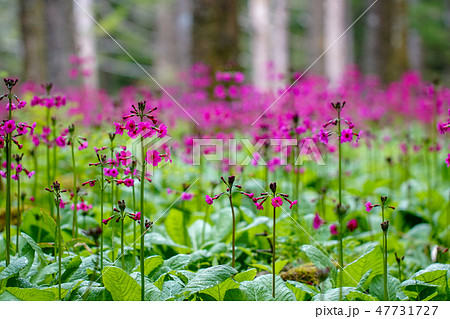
[132,184,136,268]
[5,90,12,266]
[140,133,146,301]
[16,174,20,253]
[71,142,78,237]
[397,261,402,282]
[228,195,236,268]
[56,198,62,301]
[272,206,276,299]
[100,166,104,272]
[110,143,115,261]
[337,108,343,301]
[46,108,53,217]
[383,231,388,300]
[121,217,125,270]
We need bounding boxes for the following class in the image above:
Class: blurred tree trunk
[156,0,192,84]
[271,0,289,89]
[307,0,324,76]
[387,0,409,81]
[249,0,270,91]
[73,0,99,90]
[324,0,348,87]
[45,0,75,87]
[192,0,239,72]
[19,0,47,82]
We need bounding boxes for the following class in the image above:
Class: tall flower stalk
[320,101,361,300]
[119,100,169,300]
[46,181,67,301]
[365,197,395,300]
[206,176,255,268]
[253,182,297,298]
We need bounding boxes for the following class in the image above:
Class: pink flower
[313,213,324,229]
[318,129,329,144]
[255,202,264,210]
[109,168,119,178]
[146,150,162,167]
[158,124,167,138]
[271,197,283,208]
[340,129,353,143]
[446,154,450,167]
[356,131,363,143]
[124,178,134,187]
[365,201,374,212]
[78,141,88,150]
[16,164,22,173]
[329,224,338,235]
[27,171,35,178]
[59,199,66,209]
[131,212,141,221]
[18,101,26,109]
[4,120,16,134]
[205,195,214,205]
[181,192,194,201]
[55,136,66,147]
[289,200,297,209]
[125,119,136,131]
[16,124,28,135]
[0,137,4,149]
[347,219,358,232]
[114,122,124,135]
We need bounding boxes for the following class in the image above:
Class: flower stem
[46,108,53,217]
[5,90,12,266]
[16,174,20,253]
[100,166,104,272]
[228,195,236,268]
[56,198,62,301]
[121,217,125,270]
[132,184,136,269]
[71,142,78,237]
[110,144,115,261]
[140,133,146,301]
[382,205,388,300]
[337,107,344,301]
[272,205,276,299]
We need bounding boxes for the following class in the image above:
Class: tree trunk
[73,0,99,90]
[271,0,289,89]
[307,0,325,76]
[192,0,239,72]
[249,0,270,91]
[19,0,47,82]
[324,0,348,87]
[387,0,409,81]
[45,0,75,87]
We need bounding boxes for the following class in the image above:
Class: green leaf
[313,287,357,301]
[400,280,438,301]
[19,243,35,277]
[410,263,449,300]
[210,207,233,242]
[0,257,28,282]
[4,287,56,301]
[132,255,163,276]
[165,208,191,247]
[102,267,141,301]
[346,291,378,301]
[286,281,318,301]
[21,232,47,265]
[234,268,257,283]
[61,256,82,283]
[239,274,296,301]
[182,265,237,295]
[368,275,400,301]
[301,245,336,278]
[200,277,239,301]
[341,245,383,287]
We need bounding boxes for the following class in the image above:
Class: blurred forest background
[0,0,449,92]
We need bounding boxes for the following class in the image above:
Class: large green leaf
[182,265,237,295]
[0,257,28,282]
[313,287,357,301]
[102,267,141,301]
[368,275,400,301]
[301,245,336,278]
[239,274,296,301]
[132,255,163,276]
[165,208,191,247]
[3,287,56,301]
[61,256,82,283]
[341,245,383,287]
[286,281,318,301]
[199,277,239,300]
[400,280,438,301]
[234,268,257,283]
[21,232,47,265]
[19,243,35,277]
[346,291,378,301]
[408,264,450,300]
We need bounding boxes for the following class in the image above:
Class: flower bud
[381,220,389,232]
[269,182,277,194]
